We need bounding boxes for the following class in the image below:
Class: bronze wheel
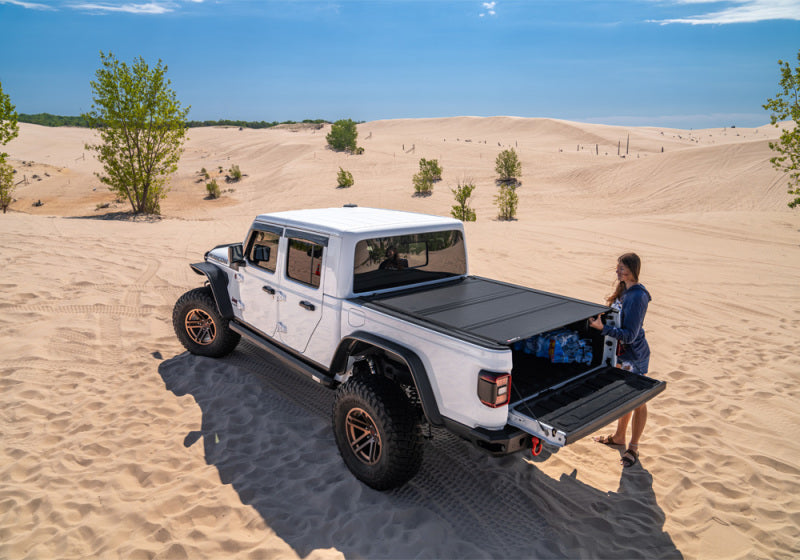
[333,373,423,490]
[173,287,240,357]
[184,308,217,345]
[345,407,382,465]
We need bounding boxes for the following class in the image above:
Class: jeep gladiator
[173,206,665,489]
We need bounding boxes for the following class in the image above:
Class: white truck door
[276,232,326,354]
[238,225,282,337]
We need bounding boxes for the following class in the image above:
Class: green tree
[412,171,433,195]
[420,158,443,181]
[0,161,14,213]
[763,50,800,208]
[495,148,522,184]
[84,52,189,215]
[228,164,242,182]
[326,119,359,152]
[206,179,221,199]
[336,167,354,188]
[451,180,476,222]
[0,82,19,147]
[412,157,442,196]
[0,81,20,214]
[495,183,518,220]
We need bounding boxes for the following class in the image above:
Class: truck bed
[360,275,666,448]
[358,275,610,348]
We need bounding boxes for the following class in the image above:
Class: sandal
[593,435,623,447]
[621,447,639,468]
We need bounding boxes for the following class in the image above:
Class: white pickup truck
[173,206,665,489]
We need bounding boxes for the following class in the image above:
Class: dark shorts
[617,354,648,375]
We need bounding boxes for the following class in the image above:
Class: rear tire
[173,287,240,357]
[333,373,423,490]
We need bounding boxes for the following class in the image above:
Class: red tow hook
[530,437,543,457]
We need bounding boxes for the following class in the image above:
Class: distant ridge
[19,113,89,127]
[18,113,331,129]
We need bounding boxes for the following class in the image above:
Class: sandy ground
[1,119,798,559]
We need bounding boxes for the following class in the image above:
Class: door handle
[262,285,276,295]
[299,300,315,311]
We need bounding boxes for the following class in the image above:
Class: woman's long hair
[607,252,641,305]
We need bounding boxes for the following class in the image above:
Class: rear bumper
[442,418,532,456]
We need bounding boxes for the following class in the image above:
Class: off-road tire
[173,287,240,358]
[333,373,424,490]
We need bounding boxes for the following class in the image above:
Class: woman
[379,246,408,270]
[588,253,651,468]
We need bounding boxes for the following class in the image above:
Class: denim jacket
[602,283,651,373]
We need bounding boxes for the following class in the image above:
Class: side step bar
[229,320,337,388]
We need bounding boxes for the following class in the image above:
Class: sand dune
[1,118,798,559]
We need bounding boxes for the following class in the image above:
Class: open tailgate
[507,367,666,447]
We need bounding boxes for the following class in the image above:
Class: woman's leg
[613,361,648,447]
[612,411,632,444]
[629,403,647,447]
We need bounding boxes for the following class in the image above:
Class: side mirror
[229,244,245,270]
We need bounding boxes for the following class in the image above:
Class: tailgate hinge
[507,408,567,447]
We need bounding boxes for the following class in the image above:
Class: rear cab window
[353,230,466,293]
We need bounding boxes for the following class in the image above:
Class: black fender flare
[330,331,443,427]
[190,262,234,320]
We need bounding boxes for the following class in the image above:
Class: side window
[247,230,280,273]
[286,238,324,288]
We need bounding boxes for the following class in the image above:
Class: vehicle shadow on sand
[159,343,682,559]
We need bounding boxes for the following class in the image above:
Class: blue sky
[1,0,799,128]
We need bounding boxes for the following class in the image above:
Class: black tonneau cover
[359,276,609,348]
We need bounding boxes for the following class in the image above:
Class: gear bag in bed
[512,329,593,365]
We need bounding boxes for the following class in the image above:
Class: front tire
[333,374,423,490]
[172,287,240,357]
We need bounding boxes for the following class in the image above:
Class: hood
[627,283,652,302]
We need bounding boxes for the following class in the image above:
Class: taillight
[477,371,511,408]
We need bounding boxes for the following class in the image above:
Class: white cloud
[480,1,496,17]
[1,0,203,13]
[653,0,800,25]
[69,2,176,14]
[0,0,56,9]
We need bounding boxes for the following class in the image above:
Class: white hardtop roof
[255,207,462,236]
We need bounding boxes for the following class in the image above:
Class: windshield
[353,230,466,293]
